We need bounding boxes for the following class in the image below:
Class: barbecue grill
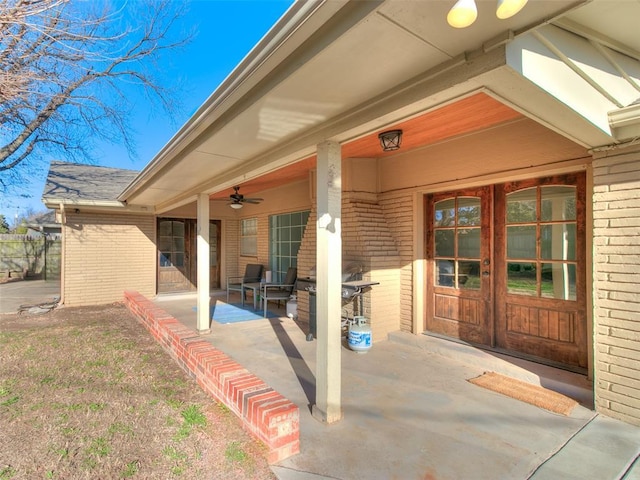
[296,263,379,341]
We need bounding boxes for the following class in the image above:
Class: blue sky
[0,0,293,224]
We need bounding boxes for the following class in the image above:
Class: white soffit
[196,11,450,158]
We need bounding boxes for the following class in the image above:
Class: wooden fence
[0,234,61,280]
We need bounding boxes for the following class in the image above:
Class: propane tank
[348,316,372,353]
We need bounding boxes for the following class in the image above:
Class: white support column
[312,140,343,424]
[196,193,211,335]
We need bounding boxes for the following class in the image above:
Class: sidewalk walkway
[0,279,60,314]
[152,292,640,480]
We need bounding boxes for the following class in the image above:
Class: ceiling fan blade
[228,186,262,204]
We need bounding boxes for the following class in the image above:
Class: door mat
[194,303,277,324]
[468,371,578,416]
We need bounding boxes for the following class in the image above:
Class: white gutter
[118,0,342,203]
[608,102,640,141]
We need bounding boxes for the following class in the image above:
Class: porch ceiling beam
[553,17,640,62]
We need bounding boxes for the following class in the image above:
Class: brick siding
[593,148,640,426]
[123,290,300,463]
[379,191,417,333]
[63,212,156,306]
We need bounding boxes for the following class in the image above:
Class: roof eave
[117,0,350,204]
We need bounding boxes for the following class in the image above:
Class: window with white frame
[240,218,258,256]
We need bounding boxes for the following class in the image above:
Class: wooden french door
[426,186,493,346]
[426,173,587,370]
[157,219,221,293]
[494,174,587,369]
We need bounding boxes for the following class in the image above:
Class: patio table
[243,282,262,311]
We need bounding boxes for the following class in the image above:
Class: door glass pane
[506,188,537,223]
[459,261,480,290]
[210,223,218,267]
[159,252,171,267]
[541,186,576,221]
[541,224,576,260]
[172,237,184,252]
[506,226,536,259]
[507,262,537,296]
[458,197,481,226]
[434,195,482,290]
[159,221,171,236]
[158,237,171,251]
[457,228,480,258]
[541,263,576,300]
[435,230,455,257]
[435,199,455,227]
[436,260,455,287]
[173,221,184,236]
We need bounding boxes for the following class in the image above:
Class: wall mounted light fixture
[378,129,403,152]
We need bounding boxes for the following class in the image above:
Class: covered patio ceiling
[208,92,523,200]
[118,0,640,212]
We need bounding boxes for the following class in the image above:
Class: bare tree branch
[0,0,193,181]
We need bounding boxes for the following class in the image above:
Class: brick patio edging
[123,291,300,463]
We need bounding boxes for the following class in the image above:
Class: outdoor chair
[226,264,264,306]
[262,267,297,317]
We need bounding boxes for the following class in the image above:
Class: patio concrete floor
[153,291,640,480]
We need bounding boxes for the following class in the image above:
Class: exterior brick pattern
[123,290,300,463]
[379,191,417,333]
[63,212,156,306]
[224,218,240,291]
[593,148,640,426]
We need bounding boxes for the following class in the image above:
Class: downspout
[59,203,66,305]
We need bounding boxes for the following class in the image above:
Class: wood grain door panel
[426,186,492,346]
[494,174,587,369]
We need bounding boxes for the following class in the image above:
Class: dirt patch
[0,303,276,479]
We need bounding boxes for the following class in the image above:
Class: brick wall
[379,191,417,333]
[63,212,156,306]
[592,147,640,426]
[224,218,239,282]
[123,291,299,463]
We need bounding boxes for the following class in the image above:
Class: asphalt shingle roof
[42,161,139,203]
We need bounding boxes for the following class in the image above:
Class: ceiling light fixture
[496,0,528,19]
[378,129,403,152]
[447,0,528,28]
[447,0,478,28]
[229,202,243,210]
